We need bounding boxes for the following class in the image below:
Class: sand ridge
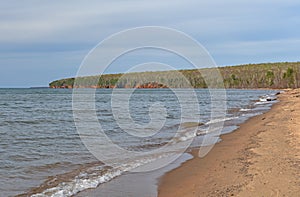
[158,89,300,197]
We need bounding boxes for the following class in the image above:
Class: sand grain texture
[158,89,300,197]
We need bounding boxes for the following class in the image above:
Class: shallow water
[0,88,278,196]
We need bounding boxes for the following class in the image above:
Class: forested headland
[49,62,300,89]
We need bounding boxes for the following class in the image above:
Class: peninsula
[50,62,300,89]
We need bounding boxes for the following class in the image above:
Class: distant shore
[158,89,300,196]
[49,62,300,89]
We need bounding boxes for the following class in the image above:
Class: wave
[240,108,251,112]
[205,116,239,125]
[21,92,280,196]
[28,154,175,197]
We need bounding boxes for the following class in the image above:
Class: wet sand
[158,89,300,197]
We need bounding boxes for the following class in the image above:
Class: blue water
[0,88,278,197]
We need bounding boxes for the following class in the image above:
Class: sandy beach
[158,89,300,197]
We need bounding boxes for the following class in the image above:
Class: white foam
[259,95,277,102]
[31,168,123,197]
[240,108,251,112]
[180,127,197,141]
[205,116,238,125]
[31,154,173,197]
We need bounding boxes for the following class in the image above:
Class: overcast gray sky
[1,0,300,87]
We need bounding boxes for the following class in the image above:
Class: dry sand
[158,89,300,197]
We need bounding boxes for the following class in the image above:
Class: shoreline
[158,89,300,196]
[13,89,278,197]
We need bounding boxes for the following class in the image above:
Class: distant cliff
[49,62,300,89]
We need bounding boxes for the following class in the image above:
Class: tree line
[49,62,300,89]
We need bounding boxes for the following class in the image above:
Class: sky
[1,0,300,87]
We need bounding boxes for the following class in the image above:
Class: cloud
[1,0,299,45]
[0,0,300,86]
[206,38,300,65]
[0,0,189,43]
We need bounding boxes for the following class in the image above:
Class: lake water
[0,88,278,197]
